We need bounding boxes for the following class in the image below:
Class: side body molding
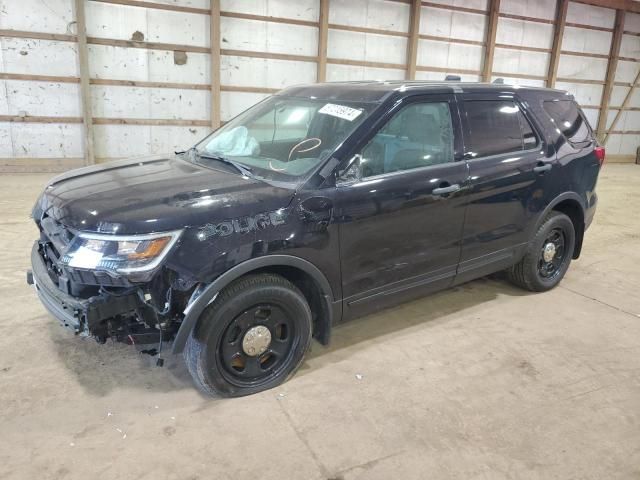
[171,255,337,354]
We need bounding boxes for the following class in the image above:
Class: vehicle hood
[34,155,296,235]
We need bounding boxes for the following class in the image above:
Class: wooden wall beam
[597,9,625,141]
[547,0,568,88]
[210,0,221,129]
[406,0,421,79]
[317,0,329,82]
[603,68,640,145]
[482,0,500,82]
[74,0,95,165]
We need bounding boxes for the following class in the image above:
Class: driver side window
[359,101,454,178]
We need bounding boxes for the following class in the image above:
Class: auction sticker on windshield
[318,103,363,121]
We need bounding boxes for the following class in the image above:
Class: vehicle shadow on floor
[46,273,531,396]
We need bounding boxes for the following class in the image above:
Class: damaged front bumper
[27,241,143,337]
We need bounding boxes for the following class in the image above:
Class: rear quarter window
[543,100,593,147]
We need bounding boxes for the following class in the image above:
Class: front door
[334,95,469,318]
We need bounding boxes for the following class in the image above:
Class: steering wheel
[269,137,323,171]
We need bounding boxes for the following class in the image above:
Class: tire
[183,273,312,397]
[507,211,576,292]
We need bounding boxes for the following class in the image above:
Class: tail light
[594,146,605,166]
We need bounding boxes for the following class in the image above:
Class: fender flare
[527,191,586,256]
[171,255,336,354]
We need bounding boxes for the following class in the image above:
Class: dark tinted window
[465,100,526,157]
[519,110,537,148]
[543,100,591,145]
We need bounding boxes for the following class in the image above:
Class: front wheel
[184,273,312,397]
[507,211,576,292]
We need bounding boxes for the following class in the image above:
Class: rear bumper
[28,242,141,335]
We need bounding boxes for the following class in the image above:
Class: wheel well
[552,199,584,259]
[250,265,331,345]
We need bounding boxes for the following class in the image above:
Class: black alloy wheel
[184,273,312,397]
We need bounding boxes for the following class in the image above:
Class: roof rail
[444,75,461,81]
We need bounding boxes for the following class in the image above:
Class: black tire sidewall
[528,213,575,290]
[194,279,312,397]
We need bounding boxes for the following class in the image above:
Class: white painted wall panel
[581,108,599,128]
[566,2,615,29]
[493,47,549,76]
[93,125,151,158]
[221,56,317,89]
[500,0,556,21]
[491,75,546,87]
[605,133,638,155]
[85,2,210,48]
[137,0,209,8]
[326,64,405,81]
[610,85,640,107]
[0,0,74,35]
[606,109,640,130]
[427,0,488,11]
[420,7,487,42]
[0,123,10,156]
[417,71,481,82]
[417,40,483,71]
[554,81,603,105]
[221,0,319,22]
[562,26,612,55]
[624,12,640,33]
[221,18,318,57]
[90,86,209,120]
[620,34,640,60]
[89,45,210,83]
[557,54,608,81]
[150,126,209,154]
[0,38,78,76]
[3,80,81,117]
[613,59,639,83]
[329,0,410,33]
[328,29,406,65]
[220,91,269,121]
[1,123,83,158]
[496,18,554,49]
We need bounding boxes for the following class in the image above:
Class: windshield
[194,96,374,181]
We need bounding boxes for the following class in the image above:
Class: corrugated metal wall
[1,0,639,171]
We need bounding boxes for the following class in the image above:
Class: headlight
[60,230,182,274]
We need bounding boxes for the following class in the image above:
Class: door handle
[432,183,461,195]
[533,163,552,173]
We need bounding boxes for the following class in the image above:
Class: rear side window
[464,100,538,158]
[543,100,592,146]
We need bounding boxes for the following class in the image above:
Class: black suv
[28,81,603,397]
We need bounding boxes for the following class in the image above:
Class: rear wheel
[507,211,575,292]
[184,273,312,397]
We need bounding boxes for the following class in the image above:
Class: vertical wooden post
[406,0,421,80]
[210,0,221,129]
[74,0,95,165]
[317,0,329,82]
[547,0,568,88]
[596,9,625,142]
[482,0,500,82]
[603,68,640,146]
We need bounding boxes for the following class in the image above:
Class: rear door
[455,92,557,282]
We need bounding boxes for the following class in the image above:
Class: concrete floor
[0,165,639,480]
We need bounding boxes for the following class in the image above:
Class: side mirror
[336,154,362,185]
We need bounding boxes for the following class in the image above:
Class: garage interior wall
[1,0,639,172]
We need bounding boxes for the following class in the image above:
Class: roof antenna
[444,75,461,81]
[493,77,504,84]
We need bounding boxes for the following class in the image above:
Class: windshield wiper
[194,150,254,178]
